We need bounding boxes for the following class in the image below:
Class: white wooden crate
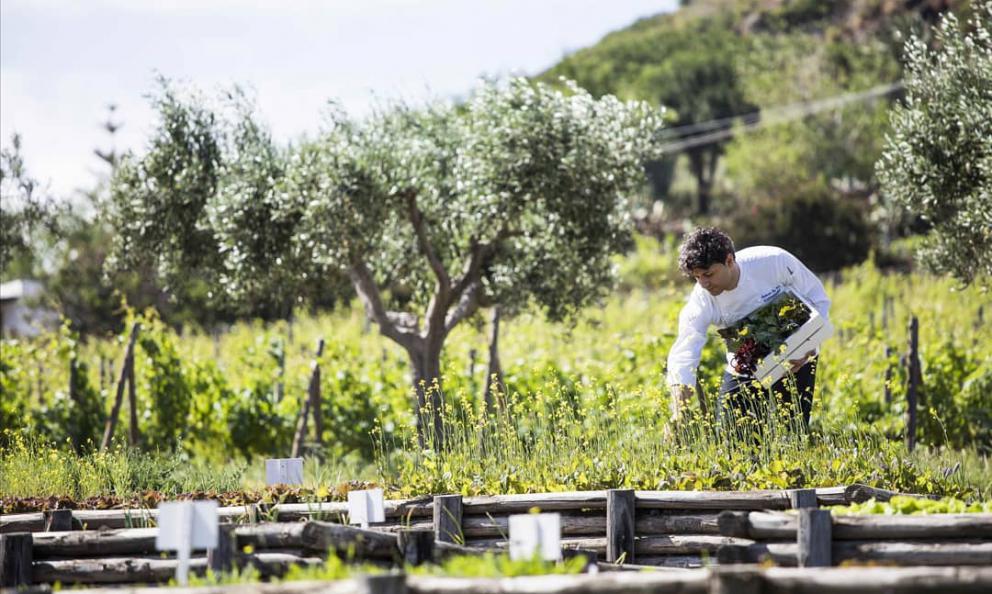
[753,294,833,387]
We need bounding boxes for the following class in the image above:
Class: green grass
[0,432,245,500]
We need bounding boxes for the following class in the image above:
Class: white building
[0,279,59,338]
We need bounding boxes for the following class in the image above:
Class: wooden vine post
[291,338,325,458]
[100,322,140,451]
[906,315,921,452]
[883,346,894,405]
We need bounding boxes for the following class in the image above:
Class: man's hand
[788,350,816,373]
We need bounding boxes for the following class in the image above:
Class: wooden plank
[300,521,399,560]
[34,579,363,594]
[274,499,433,522]
[405,572,711,594]
[433,541,492,560]
[2,506,256,533]
[32,523,304,559]
[4,501,437,534]
[797,509,831,567]
[468,535,753,556]
[721,511,992,540]
[636,512,721,535]
[606,489,635,564]
[433,496,463,545]
[834,540,992,566]
[32,556,206,585]
[1,514,44,534]
[32,528,157,558]
[833,514,992,540]
[376,520,435,534]
[761,566,992,593]
[1,533,33,587]
[720,540,992,567]
[235,523,306,549]
[461,514,604,537]
[635,490,791,510]
[32,552,321,585]
[628,555,705,569]
[461,491,607,514]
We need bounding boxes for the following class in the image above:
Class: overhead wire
[657,81,904,154]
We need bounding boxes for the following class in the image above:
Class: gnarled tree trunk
[407,342,446,450]
[483,306,504,414]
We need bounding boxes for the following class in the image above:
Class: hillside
[536,0,974,271]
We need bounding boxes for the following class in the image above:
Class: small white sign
[347,488,385,529]
[156,500,218,585]
[509,513,561,561]
[265,458,304,486]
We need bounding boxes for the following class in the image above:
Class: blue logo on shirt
[760,286,783,303]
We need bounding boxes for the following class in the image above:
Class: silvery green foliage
[284,78,665,324]
[1,134,58,272]
[107,81,309,306]
[877,4,992,284]
[455,79,664,321]
[107,80,224,289]
[109,78,664,332]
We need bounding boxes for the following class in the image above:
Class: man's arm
[778,250,831,320]
[777,249,830,371]
[666,292,713,418]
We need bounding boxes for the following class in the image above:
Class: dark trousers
[717,357,818,435]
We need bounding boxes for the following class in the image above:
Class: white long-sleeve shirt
[666,246,831,387]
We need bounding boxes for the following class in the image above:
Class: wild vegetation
[3,239,990,504]
[2,1,990,510]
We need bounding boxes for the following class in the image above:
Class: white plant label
[509,513,562,561]
[156,500,218,585]
[347,488,385,529]
[265,457,304,486]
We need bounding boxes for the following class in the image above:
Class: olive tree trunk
[408,342,446,450]
[347,194,505,451]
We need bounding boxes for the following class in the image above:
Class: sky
[1,0,676,199]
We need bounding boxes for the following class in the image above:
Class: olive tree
[1,134,61,275]
[109,78,664,447]
[877,5,992,284]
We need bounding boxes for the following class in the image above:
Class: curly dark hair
[678,227,735,276]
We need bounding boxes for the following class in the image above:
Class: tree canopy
[877,4,992,284]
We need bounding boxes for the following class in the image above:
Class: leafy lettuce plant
[717,292,811,375]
